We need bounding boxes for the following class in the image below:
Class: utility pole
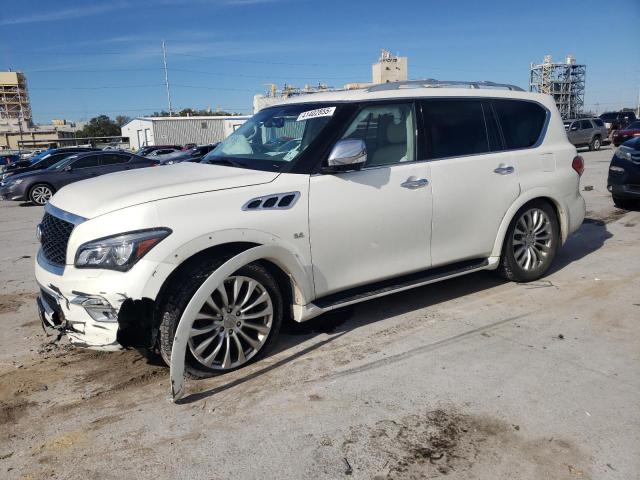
[162,40,173,117]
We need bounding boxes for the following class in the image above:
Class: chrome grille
[40,213,74,266]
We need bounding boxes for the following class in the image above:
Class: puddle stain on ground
[340,408,592,479]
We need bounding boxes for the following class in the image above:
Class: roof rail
[366,79,525,93]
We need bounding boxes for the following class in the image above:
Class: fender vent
[242,192,300,211]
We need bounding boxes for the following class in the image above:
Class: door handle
[401,177,429,189]
[494,164,515,175]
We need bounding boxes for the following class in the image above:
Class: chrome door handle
[401,177,429,189]
[494,164,515,175]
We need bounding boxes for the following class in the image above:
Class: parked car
[135,145,182,157]
[599,111,637,132]
[0,151,158,205]
[564,118,608,150]
[161,144,219,165]
[611,120,640,146]
[0,153,20,169]
[2,147,99,180]
[145,148,181,159]
[607,137,640,209]
[33,81,585,399]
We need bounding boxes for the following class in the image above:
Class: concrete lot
[1,146,639,479]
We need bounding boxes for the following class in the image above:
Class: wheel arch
[28,181,56,198]
[491,191,567,258]
[150,235,313,338]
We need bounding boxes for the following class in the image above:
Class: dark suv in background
[564,118,608,150]
[0,151,158,205]
[1,147,98,180]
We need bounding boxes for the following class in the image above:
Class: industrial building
[529,55,586,120]
[253,49,408,112]
[0,71,32,123]
[121,115,250,150]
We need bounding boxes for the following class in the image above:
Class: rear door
[421,98,520,266]
[580,120,593,144]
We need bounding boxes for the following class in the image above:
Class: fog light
[71,295,118,322]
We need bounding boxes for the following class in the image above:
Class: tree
[75,115,121,138]
[115,115,131,127]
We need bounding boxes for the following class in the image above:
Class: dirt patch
[341,408,592,479]
[584,208,628,225]
[0,398,36,425]
[0,293,26,314]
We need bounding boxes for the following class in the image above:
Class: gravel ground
[1,145,639,479]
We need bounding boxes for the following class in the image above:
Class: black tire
[498,200,560,283]
[588,135,601,151]
[158,258,283,378]
[28,183,54,206]
[612,196,635,210]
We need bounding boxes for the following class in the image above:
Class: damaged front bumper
[35,253,159,350]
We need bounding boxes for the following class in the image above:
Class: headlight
[616,146,634,161]
[609,166,625,174]
[2,178,22,187]
[75,228,171,271]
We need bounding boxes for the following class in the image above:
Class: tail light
[572,155,584,176]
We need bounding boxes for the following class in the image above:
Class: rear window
[101,154,130,165]
[422,100,490,159]
[72,155,100,168]
[492,100,547,149]
[593,119,604,127]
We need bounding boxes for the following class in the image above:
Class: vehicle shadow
[18,202,37,207]
[548,218,613,274]
[178,269,507,404]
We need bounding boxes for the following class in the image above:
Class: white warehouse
[121,115,250,150]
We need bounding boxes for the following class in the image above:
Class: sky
[1,0,639,124]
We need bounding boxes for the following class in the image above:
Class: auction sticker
[296,106,336,122]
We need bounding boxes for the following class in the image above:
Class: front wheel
[29,184,54,205]
[158,259,283,378]
[498,201,560,282]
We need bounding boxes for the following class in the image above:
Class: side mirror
[570,125,578,131]
[322,139,367,173]
[64,165,73,172]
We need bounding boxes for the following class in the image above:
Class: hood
[1,168,42,182]
[50,163,280,219]
[622,137,640,150]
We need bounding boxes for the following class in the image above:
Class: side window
[492,100,547,149]
[340,103,415,167]
[72,155,100,169]
[422,100,488,159]
[580,120,592,130]
[593,119,605,127]
[482,102,504,151]
[101,154,130,165]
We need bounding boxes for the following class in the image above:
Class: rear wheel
[498,201,559,282]
[29,184,54,205]
[158,258,283,378]
[589,135,601,151]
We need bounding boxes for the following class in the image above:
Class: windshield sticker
[296,106,336,122]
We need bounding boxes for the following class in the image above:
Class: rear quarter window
[492,100,547,149]
[593,119,605,127]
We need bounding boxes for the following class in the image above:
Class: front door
[309,102,433,297]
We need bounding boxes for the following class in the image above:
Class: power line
[29,84,165,91]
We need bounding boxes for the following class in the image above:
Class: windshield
[203,103,338,171]
[29,149,53,164]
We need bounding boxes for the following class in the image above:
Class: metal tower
[529,55,586,120]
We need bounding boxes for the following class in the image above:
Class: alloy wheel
[31,186,52,205]
[512,208,552,271]
[187,275,273,370]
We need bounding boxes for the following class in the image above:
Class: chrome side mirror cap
[323,139,367,173]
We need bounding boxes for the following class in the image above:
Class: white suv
[35,80,585,398]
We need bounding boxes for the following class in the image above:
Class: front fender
[140,228,314,307]
[490,189,570,258]
[169,244,297,401]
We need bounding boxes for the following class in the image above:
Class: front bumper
[35,250,161,350]
[607,154,640,199]
[0,182,26,201]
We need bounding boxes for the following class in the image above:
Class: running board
[295,258,491,322]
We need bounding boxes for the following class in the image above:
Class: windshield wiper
[206,157,245,168]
